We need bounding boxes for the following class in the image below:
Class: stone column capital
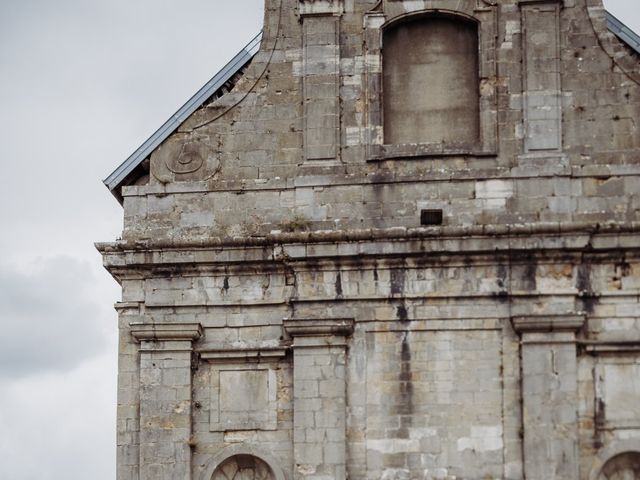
[129,322,203,342]
[284,318,354,337]
[284,318,354,348]
[512,314,585,335]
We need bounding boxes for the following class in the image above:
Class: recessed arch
[597,452,640,479]
[381,11,480,146]
[589,440,640,480]
[199,444,287,480]
[381,9,479,32]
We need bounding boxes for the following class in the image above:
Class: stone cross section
[513,314,585,480]
[284,318,354,480]
[300,0,342,161]
[130,322,203,480]
[520,0,563,152]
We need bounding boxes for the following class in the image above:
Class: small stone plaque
[211,366,277,431]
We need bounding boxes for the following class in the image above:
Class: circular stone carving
[170,141,205,174]
[212,454,274,480]
[150,133,220,183]
[598,452,640,480]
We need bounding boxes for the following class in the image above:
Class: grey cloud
[0,256,108,378]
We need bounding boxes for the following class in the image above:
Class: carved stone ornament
[151,133,220,183]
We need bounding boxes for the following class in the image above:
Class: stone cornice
[130,322,203,342]
[512,314,585,334]
[96,221,640,254]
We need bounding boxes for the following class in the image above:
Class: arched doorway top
[199,444,287,480]
[589,439,640,480]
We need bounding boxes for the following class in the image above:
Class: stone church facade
[98,0,640,478]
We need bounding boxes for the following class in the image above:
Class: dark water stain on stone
[495,263,509,302]
[522,256,537,291]
[497,263,507,290]
[396,303,409,323]
[390,268,405,296]
[577,261,597,313]
[398,331,414,428]
[335,271,343,298]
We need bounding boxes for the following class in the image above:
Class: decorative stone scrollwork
[212,455,274,480]
[151,133,220,183]
[597,452,640,480]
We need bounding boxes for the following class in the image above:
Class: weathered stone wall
[99,0,640,479]
[120,0,640,242]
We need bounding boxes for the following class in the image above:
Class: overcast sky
[0,1,637,479]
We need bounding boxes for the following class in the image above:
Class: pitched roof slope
[606,10,640,55]
[103,32,262,202]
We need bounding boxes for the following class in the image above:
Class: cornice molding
[96,221,640,254]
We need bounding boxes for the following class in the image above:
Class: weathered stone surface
[99,0,640,478]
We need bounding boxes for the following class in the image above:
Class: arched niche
[362,3,498,159]
[589,440,640,480]
[199,444,287,480]
[212,455,273,480]
[382,13,480,146]
[597,452,640,479]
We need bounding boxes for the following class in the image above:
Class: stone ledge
[581,341,640,354]
[129,322,203,342]
[284,318,354,337]
[96,221,640,253]
[199,347,287,363]
[512,314,585,334]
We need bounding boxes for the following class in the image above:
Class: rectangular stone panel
[522,2,562,152]
[365,329,503,479]
[596,362,640,429]
[210,366,277,431]
[303,15,339,161]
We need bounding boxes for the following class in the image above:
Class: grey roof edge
[103,31,263,199]
[606,10,640,55]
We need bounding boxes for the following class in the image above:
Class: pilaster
[519,0,564,153]
[284,318,354,479]
[513,314,585,480]
[130,322,203,480]
[299,0,343,162]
